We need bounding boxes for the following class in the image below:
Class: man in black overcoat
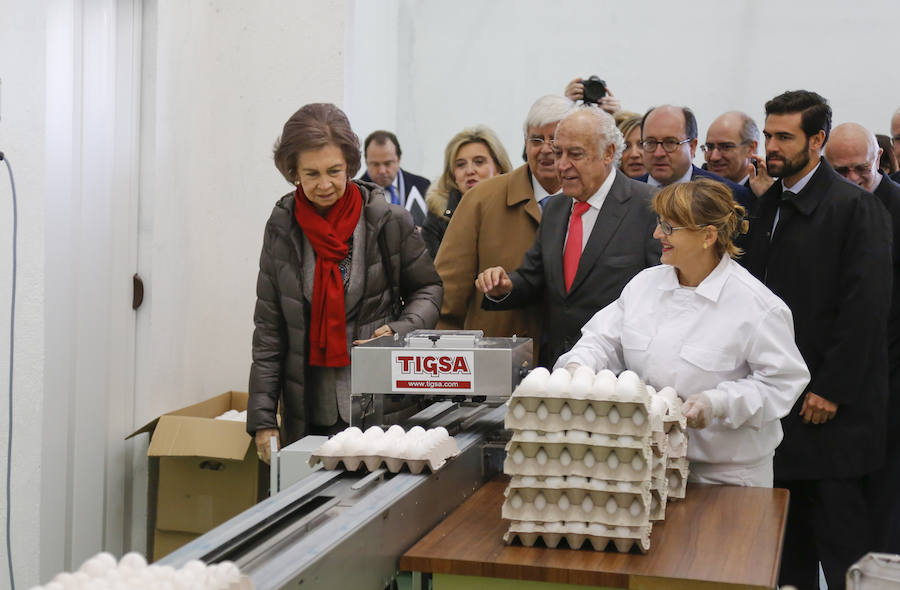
[740,91,892,590]
[825,122,900,556]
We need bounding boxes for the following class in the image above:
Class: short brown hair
[652,178,748,258]
[364,130,402,158]
[273,103,361,184]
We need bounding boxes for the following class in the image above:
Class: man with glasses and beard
[741,90,892,590]
[635,104,754,209]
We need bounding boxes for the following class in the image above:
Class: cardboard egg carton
[502,487,651,526]
[508,430,653,457]
[310,425,459,474]
[504,441,652,481]
[505,404,658,436]
[666,457,690,499]
[650,485,668,521]
[508,474,652,499]
[504,521,651,553]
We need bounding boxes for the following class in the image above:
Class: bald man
[826,123,900,554]
[703,111,759,185]
[636,105,754,210]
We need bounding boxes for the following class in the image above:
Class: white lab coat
[555,255,810,485]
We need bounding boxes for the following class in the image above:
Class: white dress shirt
[532,173,562,210]
[555,255,810,480]
[564,167,617,251]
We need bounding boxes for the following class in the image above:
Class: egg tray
[508,430,653,456]
[507,474,652,499]
[310,446,459,474]
[503,450,651,482]
[505,406,659,437]
[502,488,651,527]
[649,486,668,521]
[503,521,651,553]
[665,458,690,499]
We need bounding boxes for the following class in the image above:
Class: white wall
[349,0,900,183]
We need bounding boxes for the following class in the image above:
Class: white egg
[545,431,564,443]
[591,432,609,445]
[512,448,525,465]
[559,403,573,422]
[591,370,617,397]
[559,449,572,466]
[343,426,363,438]
[616,481,631,491]
[570,368,593,396]
[512,402,526,419]
[519,521,536,533]
[317,437,341,455]
[608,407,621,425]
[118,553,147,571]
[547,368,571,394]
[568,475,587,487]
[658,386,679,405]
[217,562,241,583]
[558,493,570,511]
[521,367,550,393]
[408,425,426,438]
[650,394,668,418]
[536,447,549,465]
[510,493,523,509]
[631,408,645,426]
[618,435,634,445]
[363,425,384,438]
[594,523,607,535]
[521,430,538,442]
[605,496,618,515]
[386,424,405,438]
[521,475,537,486]
[52,572,76,586]
[584,405,597,423]
[568,430,588,444]
[616,526,630,536]
[631,454,644,471]
[534,492,547,510]
[581,495,594,513]
[583,449,595,467]
[536,402,549,421]
[607,451,620,470]
[629,499,643,517]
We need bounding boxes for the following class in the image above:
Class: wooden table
[399,478,788,590]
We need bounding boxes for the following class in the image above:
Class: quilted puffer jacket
[247,181,442,444]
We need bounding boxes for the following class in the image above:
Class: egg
[581,495,594,513]
[607,451,620,470]
[631,454,644,471]
[386,424,405,438]
[559,403,573,422]
[631,408,645,426]
[546,368,571,395]
[521,475,538,486]
[629,499,643,517]
[118,553,147,571]
[605,496,618,515]
[520,366,550,393]
[558,492,570,511]
[591,432,609,445]
[591,370,617,398]
[536,402,549,421]
[569,367,593,396]
[536,448,548,465]
[607,406,621,425]
[512,448,526,465]
[521,430,538,442]
[510,493,523,509]
[568,430,588,444]
[559,449,572,466]
[615,370,642,400]
[511,401,526,419]
[534,492,547,510]
[568,475,587,487]
[583,405,597,423]
[545,431,564,443]
[583,449,595,467]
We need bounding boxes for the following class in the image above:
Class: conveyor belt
[158,402,507,589]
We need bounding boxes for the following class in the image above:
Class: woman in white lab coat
[556,178,810,487]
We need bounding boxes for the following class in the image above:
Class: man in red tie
[476,105,660,367]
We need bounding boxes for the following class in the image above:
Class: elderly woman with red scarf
[248,103,442,462]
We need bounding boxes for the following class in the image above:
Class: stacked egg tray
[501,366,688,553]
[309,425,460,474]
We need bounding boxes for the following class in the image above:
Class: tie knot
[780,189,795,202]
[572,201,591,217]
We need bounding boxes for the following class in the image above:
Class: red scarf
[293,182,363,366]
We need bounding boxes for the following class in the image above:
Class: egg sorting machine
[158,330,532,589]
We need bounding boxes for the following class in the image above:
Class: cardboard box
[128,391,265,560]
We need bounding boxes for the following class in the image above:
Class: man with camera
[564,76,621,115]
[635,105,754,210]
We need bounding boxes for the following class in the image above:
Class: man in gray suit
[476,105,660,367]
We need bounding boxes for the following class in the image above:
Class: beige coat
[434,165,543,353]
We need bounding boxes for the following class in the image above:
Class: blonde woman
[422,126,512,258]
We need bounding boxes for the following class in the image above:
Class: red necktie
[563,201,591,292]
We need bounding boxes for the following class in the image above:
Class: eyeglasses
[833,163,875,177]
[641,137,692,153]
[656,217,689,235]
[892,135,900,144]
[527,136,554,147]
[700,140,750,155]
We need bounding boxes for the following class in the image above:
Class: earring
[294,180,300,186]
[703,243,708,249]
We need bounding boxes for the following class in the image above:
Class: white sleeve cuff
[484,291,511,303]
[703,388,727,419]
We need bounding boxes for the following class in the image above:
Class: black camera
[582,76,608,104]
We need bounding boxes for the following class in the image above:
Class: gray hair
[737,111,760,145]
[561,104,625,166]
[893,107,900,123]
[523,95,575,136]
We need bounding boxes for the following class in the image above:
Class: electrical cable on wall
[2,151,17,590]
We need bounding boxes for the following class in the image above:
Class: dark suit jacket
[636,165,754,211]
[740,158,892,479]
[874,174,900,373]
[483,171,660,368]
[360,168,430,202]
[891,170,900,183]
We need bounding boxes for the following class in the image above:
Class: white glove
[682,392,714,429]
[565,362,581,376]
